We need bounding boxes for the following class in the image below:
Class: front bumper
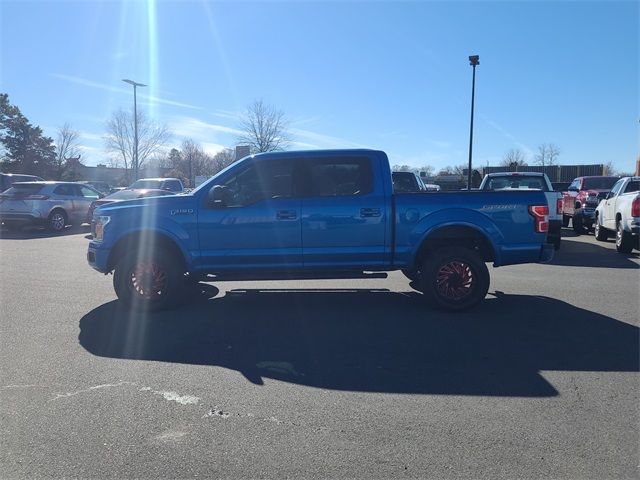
[87,241,111,273]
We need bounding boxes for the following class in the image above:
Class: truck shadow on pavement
[549,235,639,268]
[78,288,639,398]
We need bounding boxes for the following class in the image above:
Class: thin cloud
[169,116,243,138]
[289,128,371,150]
[50,74,202,110]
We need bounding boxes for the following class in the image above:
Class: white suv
[0,181,101,232]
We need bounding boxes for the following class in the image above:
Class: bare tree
[54,123,80,180]
[104,108,170,181]
[535,143,560,167]
[236,99,291,153]
[212,148,237,173]
[500,148,528,168]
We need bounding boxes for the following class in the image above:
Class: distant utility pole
[467,55,480,191]
[122,79,147,181]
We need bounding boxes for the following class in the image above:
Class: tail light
[632,196,640,217]
[556,198,563,214]
[529,205,549,233]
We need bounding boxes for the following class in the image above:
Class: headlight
[94,215,110,241]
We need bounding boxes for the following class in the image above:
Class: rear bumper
[0,213,44,227]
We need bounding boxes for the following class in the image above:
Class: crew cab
[87,149,554,312]
[561,176,619,234]
[594,176,640,253]
[478,172,562,249]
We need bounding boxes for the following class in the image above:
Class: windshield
[104,189,142,200]
[129,180,162,189]
[582,177,620,190]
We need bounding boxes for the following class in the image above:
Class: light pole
[122,79,147,181]
[467,55,479,191]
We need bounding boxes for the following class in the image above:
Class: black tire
[594,216,608,241]
[615,221,633,254]
[47,209,67,232]
[562,215,570,228]
[113,248,186,311]
[401,269,420,282]
[419,246,490,311]
[572,214,583,235]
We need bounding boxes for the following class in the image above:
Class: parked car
[128,177,184,193]
[0,181,101,231]
[87,188,176,221]
[78,180,113,196]
[88,149,554,312]
[561,176,620,234]
[478,172,562,249]
[594,176,640,253]
[0,173,44,192]
[392,171,427,193]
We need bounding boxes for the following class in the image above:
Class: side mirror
[208,185,230,207]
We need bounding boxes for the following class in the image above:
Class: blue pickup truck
[88,149,554,311]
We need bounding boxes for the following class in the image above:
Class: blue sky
[1,0,638,173]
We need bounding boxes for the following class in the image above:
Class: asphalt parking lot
[1,227,638,479]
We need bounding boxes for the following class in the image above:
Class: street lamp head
[122,79,147,87]
[469,55,480,66]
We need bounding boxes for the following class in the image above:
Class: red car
[561,176,619,234]
[87,188,175,222]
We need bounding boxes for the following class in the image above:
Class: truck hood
[94,193,193,217]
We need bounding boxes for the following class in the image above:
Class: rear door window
[53,185,77,196]
[623,181,639,193]
[304,157,373,197]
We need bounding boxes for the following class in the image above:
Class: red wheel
[419,247,489,311]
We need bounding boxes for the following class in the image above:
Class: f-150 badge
[170,208,194,216]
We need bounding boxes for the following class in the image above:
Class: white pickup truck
[594,176,640,253]
[479,171,562,249]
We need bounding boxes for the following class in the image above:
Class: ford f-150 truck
[87,149,554,311]
[594,176,640,253]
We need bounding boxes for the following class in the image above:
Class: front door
[197,158,302,271]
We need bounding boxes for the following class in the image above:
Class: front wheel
[113,248,186,311]
[616,221,633,254]
[419,247,489,311]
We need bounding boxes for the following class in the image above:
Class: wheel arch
[411,224,496,272]
[107,230,187,272]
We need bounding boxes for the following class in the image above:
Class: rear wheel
[572,214,583,235]
[47,209,67,232]
[594,215,608,241]
[113,248,186,311]
[419,247,489,311]
[615,221,633,253]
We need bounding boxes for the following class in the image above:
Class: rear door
[300,155,388,268]
[74,185,101,223]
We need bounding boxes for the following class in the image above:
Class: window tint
[306,157,372,197]
[484,175,547,191]
[1,184,44,196]
[79,186,100,198]
[164,180,182,192]
[53,184,77,196]
[624,181,640,193]
[222,159,294,206]
[582,177,619,190]
[393,172,419,193]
